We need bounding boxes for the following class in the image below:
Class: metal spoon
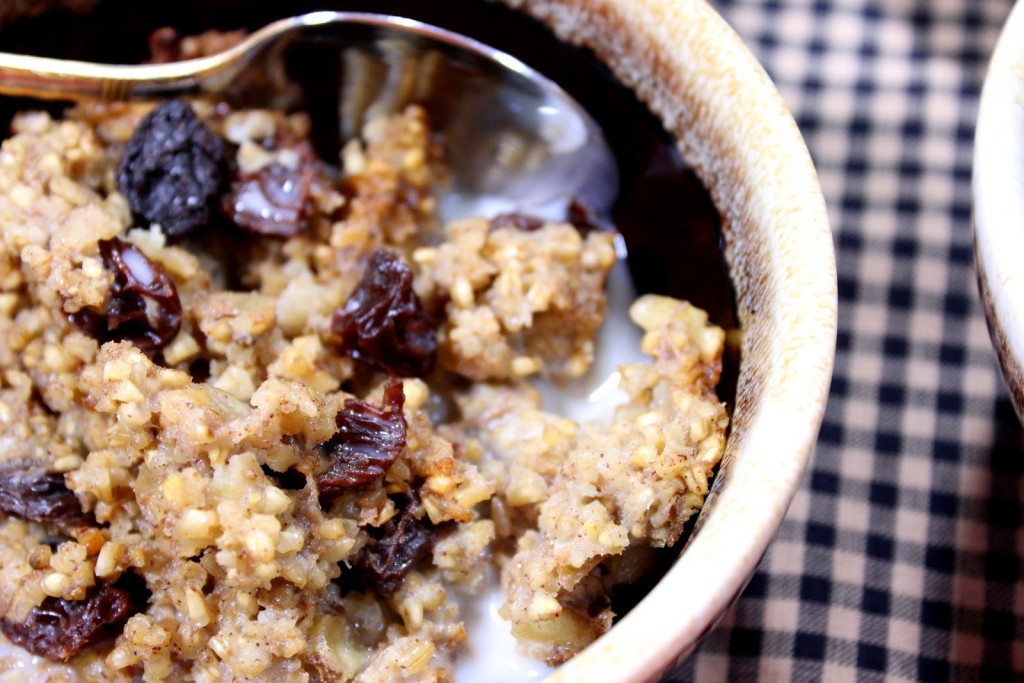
[0,11,617,222]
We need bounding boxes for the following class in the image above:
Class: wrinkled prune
[352,504,443,595]
[70,238,182,353]
[0,583,137,662]
[117,99,225,237]
[222,142,317,236]
[331,250,436,377]
[490,213,544,232]
[316,378,406,499]
[0,462,90,528]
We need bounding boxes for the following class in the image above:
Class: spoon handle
[0,14,330,102]
[0,51,237,101]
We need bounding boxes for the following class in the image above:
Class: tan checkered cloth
[671,1,1024,680]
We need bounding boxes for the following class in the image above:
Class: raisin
[0,583,138,662]
[221,142,318,237]
[70,238,182,353]
[0,462,90,529]
[491,204,602,235]
[117,99,225,237]
[351,503,444,595]
[490,213,544,232]
[331,250,436,377]
[316,378,406,500]
[566,199,600,236]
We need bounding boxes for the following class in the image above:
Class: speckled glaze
[502,0,837,680]
[974,0,1024,420]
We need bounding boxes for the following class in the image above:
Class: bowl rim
[974,0,1024,416]
[500,0,837,680]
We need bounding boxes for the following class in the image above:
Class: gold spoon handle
[0,50,244,101]
[0,12,393,103]
[0,13,309,101]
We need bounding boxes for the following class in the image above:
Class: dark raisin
[316,378,406,500]
[566,199,600,236]
[0,582,139,662]
[352,504,444,595]
[221,142,318,236]
[490,213,544,232]
[117,99,225,237]
[0,462,90,529]
[330,250,436,377]
[70,238,182,353]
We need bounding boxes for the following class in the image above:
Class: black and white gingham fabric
[671,1,1024,680]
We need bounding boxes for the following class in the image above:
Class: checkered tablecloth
[671,1,1023,680]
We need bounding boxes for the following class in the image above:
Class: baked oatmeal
[0,30,729,683]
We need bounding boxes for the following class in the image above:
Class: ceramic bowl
[0,0,837,680]
[974,0,1024,419]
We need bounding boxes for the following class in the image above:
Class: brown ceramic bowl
[0,0,836,680]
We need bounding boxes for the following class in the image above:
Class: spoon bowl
[0,11,618,221]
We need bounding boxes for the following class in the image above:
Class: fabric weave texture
[672,1,1023,680]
